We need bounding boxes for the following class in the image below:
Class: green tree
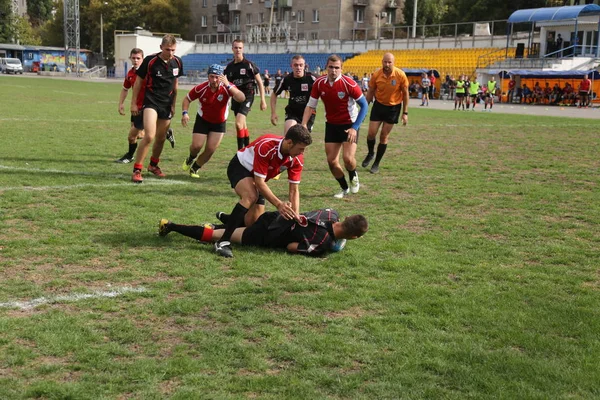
[14,15,42,44]
[140,0,191,37]
[27,0,54,26]
[38,0,64,46]
[0,0,17,42]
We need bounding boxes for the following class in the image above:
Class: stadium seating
[181,53,356,76]
[341,48,516,79]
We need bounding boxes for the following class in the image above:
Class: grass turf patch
[0,75,599,399]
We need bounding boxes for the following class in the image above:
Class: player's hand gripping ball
[331,239,347,252]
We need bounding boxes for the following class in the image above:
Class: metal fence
[194,19,511,48]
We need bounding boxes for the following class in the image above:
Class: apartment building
[188,0,402,41]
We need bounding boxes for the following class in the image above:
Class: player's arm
[346,96,368,143]
[302,97,318,127]
[254,72,267,111]
[270,91,279,125]
[171,78,178,117]
[181,95,192,127]
[401,83,409,125]
[219,75,245,102]
[118,86,129,115]
[130,76,143,115]
[365,84,375,104]
[288,182,300,215]
[254,176,296,220]
[286,242,300,253]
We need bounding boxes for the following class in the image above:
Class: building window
[201,15,207,27]
[297,10,304,23]
[260,12,265,23]
[213,15,218,26]
[387,12,395,25]
[312,9,319,23]
[311,32,318,40]
[202,0,207,6]
[247,0,252,3]
[355,8,364,23]
[246,13,252,25]
[213,0,217,5]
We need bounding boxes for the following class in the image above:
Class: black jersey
[137,53,183,105]
[264,208,339,256]
[224,58,260,96]
[274,73,283,87]
[274,72,316,118]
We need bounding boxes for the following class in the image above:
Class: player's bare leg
[131,108,158,182]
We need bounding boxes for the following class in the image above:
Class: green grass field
[0,75,599,399]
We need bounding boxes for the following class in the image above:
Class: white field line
[0,117,121,123]
[0,286,148,310]
[0,180,190,192]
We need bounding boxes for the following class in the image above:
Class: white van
[0,58,24,74]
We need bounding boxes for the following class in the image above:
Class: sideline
[0,286,148,310]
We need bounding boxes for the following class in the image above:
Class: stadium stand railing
[181,52,356,82]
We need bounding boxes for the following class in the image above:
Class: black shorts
[285,112,315,132]
[579,91,589,97]
[369,100,401,124]
[143,99,172,120]
[227,155,253,189]
[192,115,226,135]
[231,94,255,116]
[241,212,280,247]
[325,122,359,143]
[421,87,429,94]
[130,114,143,130]
[470,93,478,99]
[456,93,465,98]
[486,93,494,99]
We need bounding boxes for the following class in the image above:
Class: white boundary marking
[0,181,190,192]
[0,117,121,123]
[0,286,148,310]
[0,164,193,191]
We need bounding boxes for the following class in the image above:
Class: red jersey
[236,134,304,184]
[186,82,236,124]
[123,67,145,109]
[308,74,364,125]
[580,78,591,92]
[508,80,516,90]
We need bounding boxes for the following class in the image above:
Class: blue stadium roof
[508,5,600,24]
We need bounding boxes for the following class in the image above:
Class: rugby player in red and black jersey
[270,54,317,134]
[115,48,145,164]
[302,54,368,199]
[224,39,267,150]
[159,208,368,257]
[212,125,312,258]
[180,64,245,178]
[130,34,183,183]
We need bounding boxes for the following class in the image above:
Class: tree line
[0,0,190,63]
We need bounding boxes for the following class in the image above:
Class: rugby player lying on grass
[159,208,368,256]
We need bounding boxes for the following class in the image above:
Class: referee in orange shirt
[362,53,409,174]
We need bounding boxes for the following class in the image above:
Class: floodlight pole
[412,0,417,38]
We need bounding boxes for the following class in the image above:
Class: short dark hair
[285,124,312,146]
[342,215,368,238]
[291,54,305,62]
[161,34,177,46]
[130,48,144,57]
[327,54,342,65]
[233,39,244,46]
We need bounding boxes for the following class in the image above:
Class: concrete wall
[114,33,196,78]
